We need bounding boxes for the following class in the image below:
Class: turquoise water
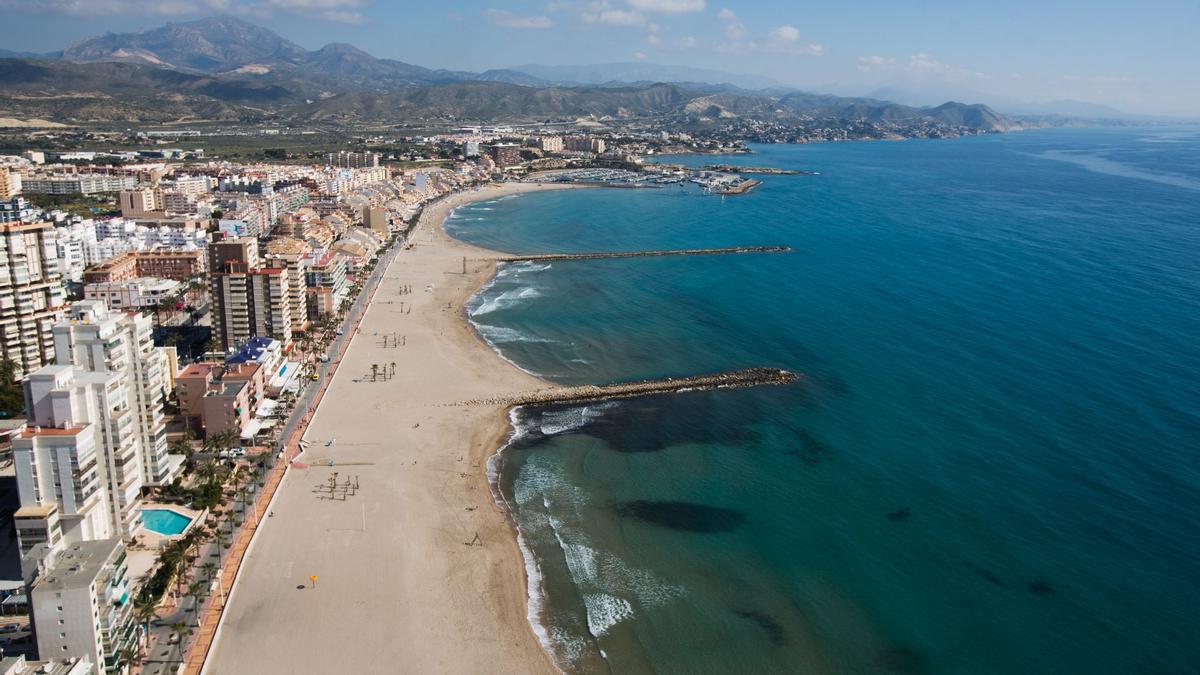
[448,128,1200,674]
[142,508,193,536]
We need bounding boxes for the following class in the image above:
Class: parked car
[0,624,19,633]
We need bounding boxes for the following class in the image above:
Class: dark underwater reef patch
[965,561,1006,587]
[1028,579,1055,596]
[878,645,926,674]
[613,499,746,533]
[786,428,835,466]
[887,507,912,522]
[732,609,786,645]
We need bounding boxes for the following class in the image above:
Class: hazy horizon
[1,1,1196,117]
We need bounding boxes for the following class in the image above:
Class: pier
[494,245,790,263]
[457,367,798,407]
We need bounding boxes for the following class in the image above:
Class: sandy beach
[204,183,569,674]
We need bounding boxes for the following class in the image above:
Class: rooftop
[20,425,88,439]
[34,539,121,592]
[227,337,279,366]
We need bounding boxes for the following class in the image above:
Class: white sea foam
[472,322,554,345]
[582,593,635,637]
[538,402,616,436]
[472,285,542,316]
[487,418,564,673]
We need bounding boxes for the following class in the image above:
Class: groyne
[456,367,797,407]
[494,246,790,263]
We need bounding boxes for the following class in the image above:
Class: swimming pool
[141,508,193,536]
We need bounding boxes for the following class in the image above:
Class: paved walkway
[179,239,402,675]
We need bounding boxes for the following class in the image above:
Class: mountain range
[0,16,1018,131]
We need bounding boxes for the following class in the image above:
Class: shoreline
[204,182,574,674]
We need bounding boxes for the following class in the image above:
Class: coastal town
[0,126,801,674]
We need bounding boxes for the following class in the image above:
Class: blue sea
[446,128,1200,674]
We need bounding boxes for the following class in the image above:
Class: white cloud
[909,52,952,74]
[625,0,704,14]
[716,7,735,21]
[718,22,823,56]
[582,8,645,25]
[484,8,553,28]
[856,55,894,72]
[770,24,800,42]
[634,51,647,59]
[646,33,662,45]
[675,35,696,47]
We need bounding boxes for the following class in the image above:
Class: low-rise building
[84,277,180,311]
[0,197,37,223]
[177,343,279,438]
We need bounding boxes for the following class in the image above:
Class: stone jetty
[494,246,790,263]
[702,164,818,175]
[456,367,798,407]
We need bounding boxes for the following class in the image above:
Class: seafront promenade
[179,226,405,674]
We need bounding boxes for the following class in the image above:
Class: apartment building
[83,278,179,311]
[0,222,66,379]
[25,538,134,675]
[485,143,522,167]
[0,166,21,200]
[21,175,137,196]
[176,360,266,437]
[326,150,380,169]
[208,237,292,349]
[53,301,180,487]
[538,136,564,153]
[210,268,291,350]
[0,197,38,223]
[263,237,311,334]
[305,250,349,320]
[116,189,161,218]
[12,366,142,554]
[362,206,389,236]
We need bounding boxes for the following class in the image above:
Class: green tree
[0,358,25,419]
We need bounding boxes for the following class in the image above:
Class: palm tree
[196,460,221,488]
[133,594,158,656]
[201,561,218,585]
[213,529,230,563]
[187,580,207,624]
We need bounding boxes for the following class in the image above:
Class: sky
[1,0,1197,116]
